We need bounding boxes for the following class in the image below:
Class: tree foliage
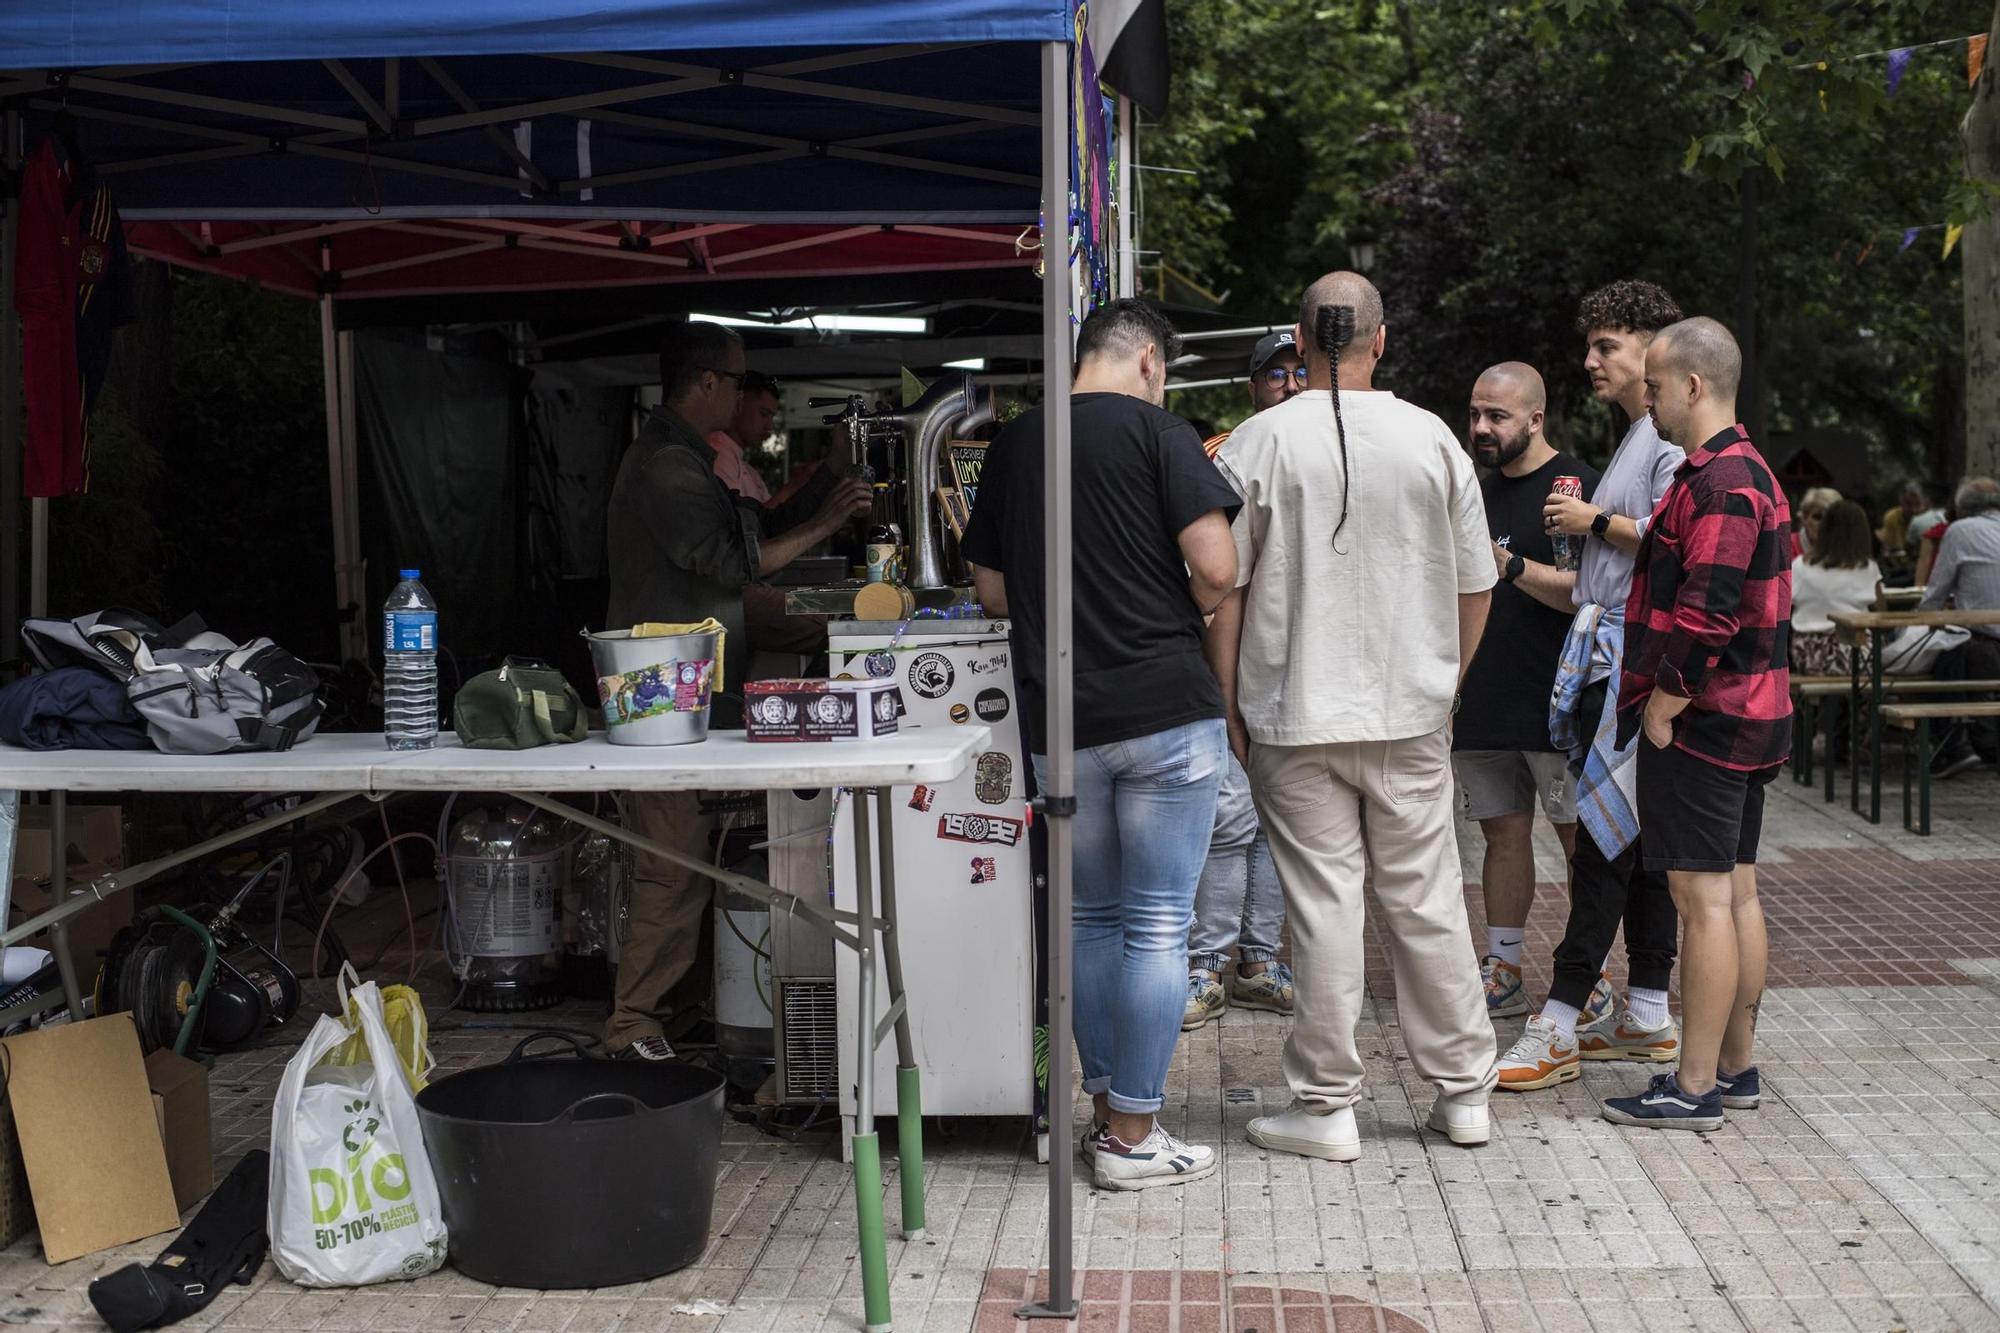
[1145,0,1983,491]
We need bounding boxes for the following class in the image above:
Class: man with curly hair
[1496,280,1689,1093]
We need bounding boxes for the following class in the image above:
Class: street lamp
[1349,235,1377,273]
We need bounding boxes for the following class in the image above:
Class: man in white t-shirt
[1208,271,1498,1160]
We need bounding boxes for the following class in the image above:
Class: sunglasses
[703,367,748,390]
[1260,365,1310,389]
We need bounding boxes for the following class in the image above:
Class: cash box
[744,678,902,742]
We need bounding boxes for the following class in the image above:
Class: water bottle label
[385,610,436,653]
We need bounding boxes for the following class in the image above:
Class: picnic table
[1826,608,2000,823]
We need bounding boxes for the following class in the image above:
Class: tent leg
[336,328,364,664]
[1115,95,1135,300]
[1019,37,1078,1325]
[0,110,19,656]
[318,275,360,665]
[27,501,45,617]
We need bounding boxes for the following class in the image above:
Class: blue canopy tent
[0,2,1089,1323]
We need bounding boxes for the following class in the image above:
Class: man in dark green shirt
[603,321,866,1059]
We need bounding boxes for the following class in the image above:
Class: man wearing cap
[1184,329,1307,1029]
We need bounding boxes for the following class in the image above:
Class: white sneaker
[1079,1122,1108,1166]
[1425,1094,1490,1146]
[1245,1101,1360,1162]
[1091,1123,1216,1191]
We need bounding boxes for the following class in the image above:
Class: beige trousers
[605,790,714,1051]
[1249,728,1497,1109]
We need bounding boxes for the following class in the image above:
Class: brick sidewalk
[3,772,1998,1331]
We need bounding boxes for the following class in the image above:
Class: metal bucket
[584,628,719,746]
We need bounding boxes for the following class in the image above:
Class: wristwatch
[1590,510,1613,538]
[1503,553,1526,583]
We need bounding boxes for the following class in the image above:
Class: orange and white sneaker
[1497,1015,1580,1091]
[1578,1008,1679,1062]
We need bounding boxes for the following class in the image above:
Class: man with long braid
[1208,271,1499,1160]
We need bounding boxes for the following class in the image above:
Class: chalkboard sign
[946,441,987,506]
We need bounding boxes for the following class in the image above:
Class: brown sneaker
[1497,1015,1580,1091]
[1229,963,1295,1015]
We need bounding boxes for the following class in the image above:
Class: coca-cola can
[1552,475,1584,572]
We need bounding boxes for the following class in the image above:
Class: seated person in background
[1793,486,1841,561]
[1915,497,1955,587]
[1919,477,2000,777]
[1789,499,1880,677]
[709,370,778,503]
[1877,482,1925,579]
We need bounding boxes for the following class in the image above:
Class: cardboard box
[0,1015,180,1262]
[144,1049,212,1215]
[10,804,131,972]
[744,678,902,742]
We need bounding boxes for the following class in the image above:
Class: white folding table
[0,726,988,1332]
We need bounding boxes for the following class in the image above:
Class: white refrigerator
[827,619,1036,1124]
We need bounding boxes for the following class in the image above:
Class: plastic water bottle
[383,569,438,751]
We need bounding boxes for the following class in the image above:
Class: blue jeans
[1188,753,1284,974]
[1034,718,1226,1115]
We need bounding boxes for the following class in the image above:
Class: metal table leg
[1917,717,1933,836]
[849,789,892,1333]
[875,790,924,1242]
[1849,641,1863,814]
[1823,689,1838,803]
[1868,630,1885,825]
[48,792,84,1019]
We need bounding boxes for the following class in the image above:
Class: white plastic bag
[268,976,448,1286]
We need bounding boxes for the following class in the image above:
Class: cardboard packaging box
[10,804,132,972]
[144,1049,213,1215]
[744,678,902,742]
[0,1015,179,1263]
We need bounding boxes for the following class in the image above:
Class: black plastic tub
[415,1032,726,1289]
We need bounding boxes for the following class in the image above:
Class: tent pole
[1019,37,1078,1324]
[317,243,356,665]
[336,328,364,664]
[27,503,45,617]
[1116,95,1134,299]
[0,109,20,653]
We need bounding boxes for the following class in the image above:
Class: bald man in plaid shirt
[1603,317,1792,1132]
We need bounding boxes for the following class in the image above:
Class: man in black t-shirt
[1453,363,1600,1022]
[962,299,1241,1193]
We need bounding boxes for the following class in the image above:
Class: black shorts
[1635,737,1781,873]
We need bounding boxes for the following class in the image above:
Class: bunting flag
[1901,227,1920,253]
[1945,223,1965,259]
[1887,46,1914,95]
[1973,33,1989,85]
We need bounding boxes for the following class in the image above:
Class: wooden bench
[1883,701,2000,833]
[1792,676,2000,800]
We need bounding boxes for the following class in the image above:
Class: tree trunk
[1737,168,1763,442]
[1962,0,2000,481]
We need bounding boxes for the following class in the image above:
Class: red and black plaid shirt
[1617,424,1792,771]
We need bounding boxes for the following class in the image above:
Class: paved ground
[4,752,1999,1331]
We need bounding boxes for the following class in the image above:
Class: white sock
[1487,929,1524,967]
[1627,987,1670,1029]
[1541,998,1582,1040]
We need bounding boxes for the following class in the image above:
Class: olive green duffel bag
[451,657,589,748]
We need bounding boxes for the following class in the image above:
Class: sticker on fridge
[937,812,1023,846]
[974,752,1013,805]
[907,652,955,699]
